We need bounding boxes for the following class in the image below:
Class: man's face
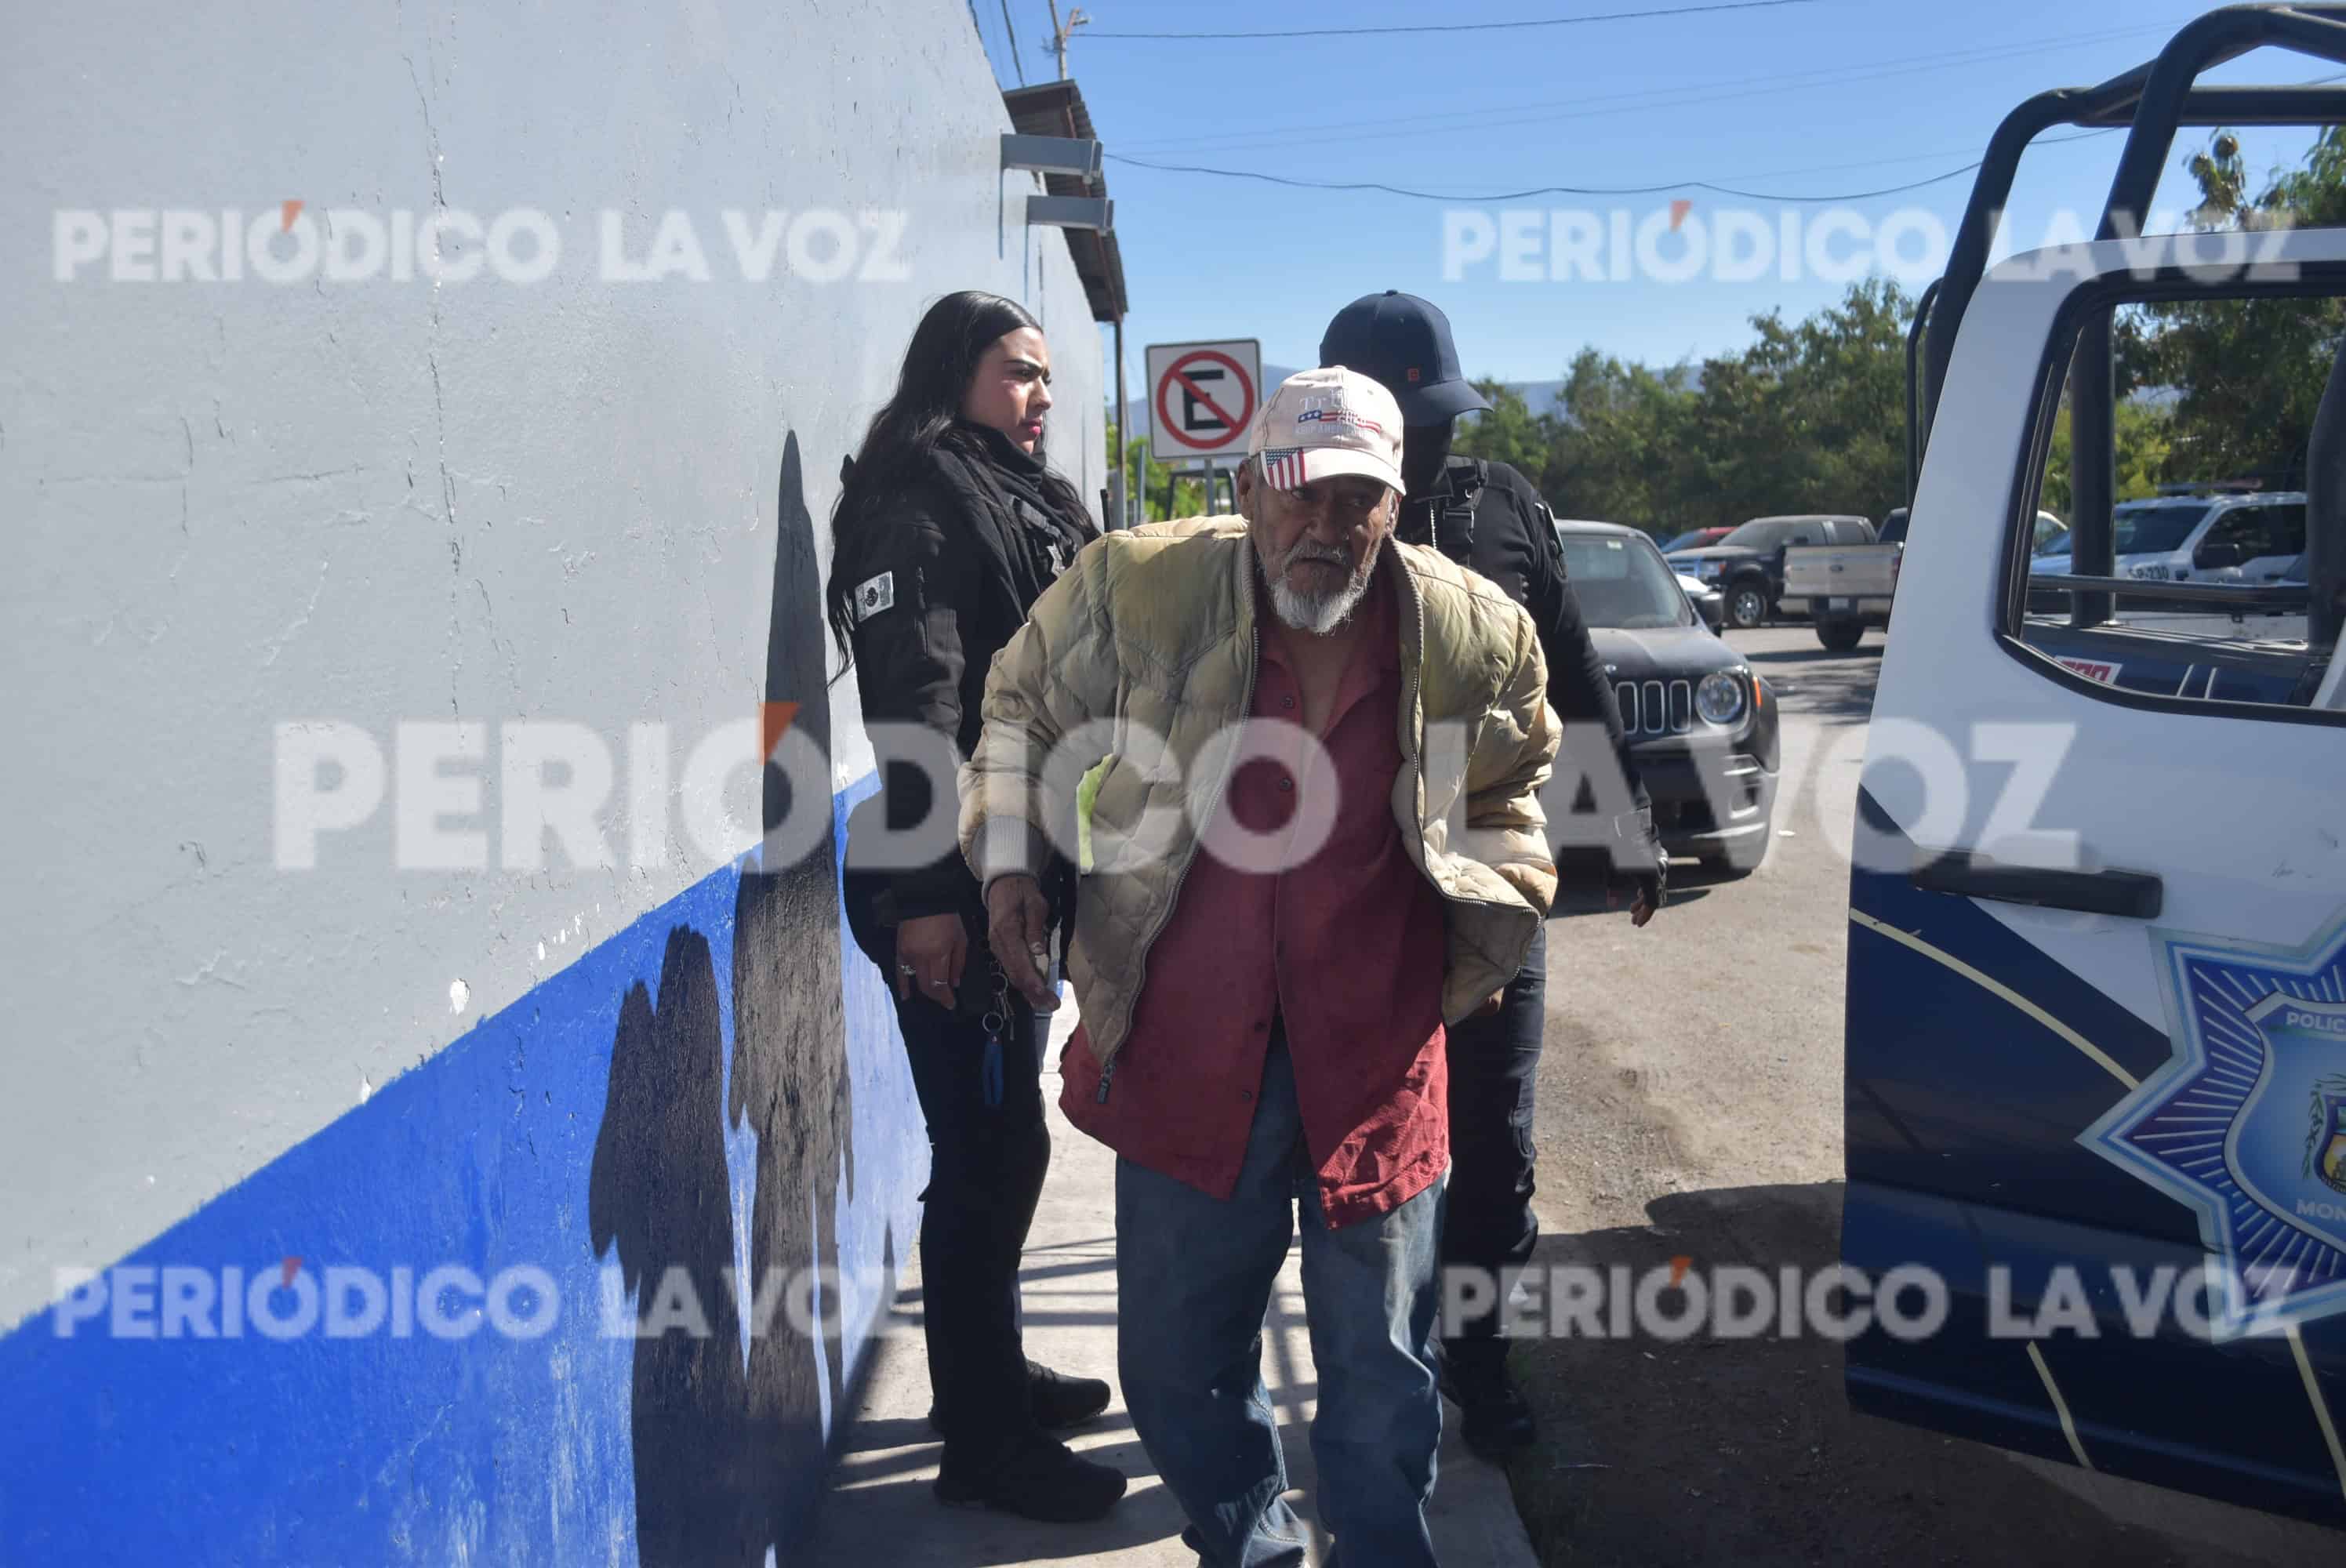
[1237,463,1396,634]
[1400,418,1454,499]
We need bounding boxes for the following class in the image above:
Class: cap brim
[1266,447,1404,495]
[1396,377,1491,424]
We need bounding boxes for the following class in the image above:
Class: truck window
[1555,534,1693,630]
[2108,499,2210,554]
[2271,501,2308,557]
[2196,506,2268,565]
[2011,289,2336,710]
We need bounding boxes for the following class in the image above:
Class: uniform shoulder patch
[850,570,896,623]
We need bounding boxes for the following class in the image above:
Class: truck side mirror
[2195,542,2245,570]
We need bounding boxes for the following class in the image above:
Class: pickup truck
[1788,508,2063,651]
[1844,3,2346,1532]
[1781,509,1905,651]
[1665,513,1874,629]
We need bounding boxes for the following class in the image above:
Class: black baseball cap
[1319,291,1492,426]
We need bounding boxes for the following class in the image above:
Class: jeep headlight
[1696,670,1746,725]
[1698,561,1724,579]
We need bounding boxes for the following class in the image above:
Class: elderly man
[961,366,1558,1566]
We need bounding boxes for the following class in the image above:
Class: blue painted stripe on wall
[0,775,918,1565]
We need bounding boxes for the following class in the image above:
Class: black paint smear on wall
[589,431,876,1563]
[732,430,859,1549]
[588,925,757,1565]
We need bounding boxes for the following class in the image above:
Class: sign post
[1147,339,1260,515]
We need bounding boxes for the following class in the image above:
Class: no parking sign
[1146,339,1261,463]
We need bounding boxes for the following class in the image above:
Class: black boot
[1440,1344,1537,1461]
[930,1359,1111,1434]
[1024,1360,1113,1429]
[934,1434,1128,1521]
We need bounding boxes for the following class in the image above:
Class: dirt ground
[1507,624,2339,1566]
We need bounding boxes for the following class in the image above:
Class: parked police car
[1553,521,1778,873]
[1847,5,2345,1530]
[2031,489,2306,612]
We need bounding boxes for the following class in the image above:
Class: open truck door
[1845,2,2346,1530]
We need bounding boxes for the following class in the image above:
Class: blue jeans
[1116,1028,1446,1568]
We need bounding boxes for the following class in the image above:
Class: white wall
[0,0,1105,1330]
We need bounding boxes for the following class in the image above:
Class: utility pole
[1045,2,1087,81]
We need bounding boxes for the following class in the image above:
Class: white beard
[1260,540,1376,634]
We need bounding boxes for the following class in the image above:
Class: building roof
[1003,78,1128,323]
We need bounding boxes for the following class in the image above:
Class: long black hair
[824,290,1080,669]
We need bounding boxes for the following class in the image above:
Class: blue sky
[966,0,2337,392]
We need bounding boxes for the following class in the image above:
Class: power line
[999,0,1026,85]
[1085,0,1814,42]
[1106,100,2346,207]
[1699,129,2125,187]
[1117,19,2194,157]
[1105,151,1995,203]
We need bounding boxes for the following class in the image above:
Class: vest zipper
[1400,567,1428,843]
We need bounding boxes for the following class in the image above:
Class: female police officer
[825,292,1123,1522]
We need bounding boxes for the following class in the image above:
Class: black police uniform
[832,421,1098,1472]
[1396,452,1657,1384]
[1321,291,1660,1422]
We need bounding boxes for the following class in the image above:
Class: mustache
[1276,539,1351,571]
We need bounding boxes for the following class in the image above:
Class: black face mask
[1401,420,1454,500]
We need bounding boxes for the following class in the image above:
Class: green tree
[2039,400,2174,518]
[1701,278,1911,524]
[1451,379,1563,486]
[2115,128,2346,488]
[1105,418,1216,523]
[1523,279,1914,534]
[1547,350,1698,533]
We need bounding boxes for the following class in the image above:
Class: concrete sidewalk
[806,1010,1540,1566]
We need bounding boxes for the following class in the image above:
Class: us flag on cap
[1244,366,1407,495]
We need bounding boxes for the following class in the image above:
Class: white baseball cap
[1245,366,1406,496]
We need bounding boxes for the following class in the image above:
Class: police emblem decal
[2081,913,2346,1337]
[2313,1076,2346,1196]
[851,571,895,623]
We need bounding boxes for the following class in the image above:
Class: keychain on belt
[980,956,1011,1109]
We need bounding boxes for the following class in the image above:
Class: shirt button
[1240,1089,1254,1101]
[1277,776,1293,793]
[1281,695,1295,710]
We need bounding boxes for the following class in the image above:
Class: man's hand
[1608,867,1663,928]
[895,913,967,1007]
[984,873,1055,1008]
[1605,816,1666,929]
[1473,987,1506,1018]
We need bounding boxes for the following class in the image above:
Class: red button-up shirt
[1058,561,1449,1227]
